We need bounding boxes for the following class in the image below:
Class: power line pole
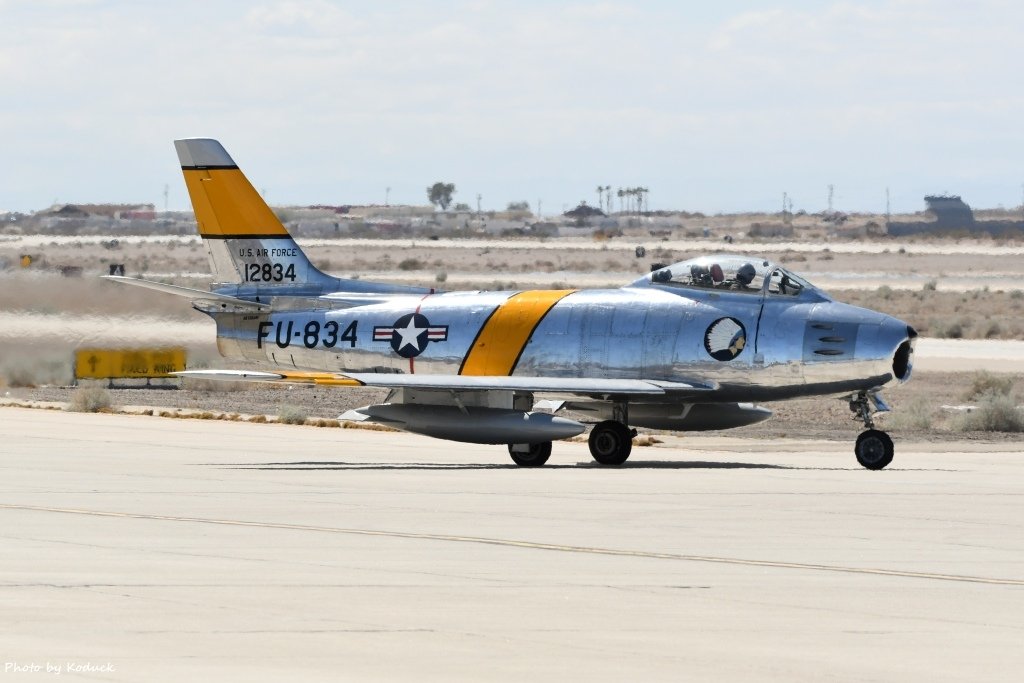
[885,187,891,230]
[827,184,834,213]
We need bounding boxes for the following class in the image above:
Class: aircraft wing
[346,374,713,396]
[173,369,715,396]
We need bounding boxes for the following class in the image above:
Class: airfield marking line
[3,503,1022,587]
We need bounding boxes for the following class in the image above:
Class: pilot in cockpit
[731,263,756,291]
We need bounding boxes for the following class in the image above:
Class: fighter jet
[107,138,917,469]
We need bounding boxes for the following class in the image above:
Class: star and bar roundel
[373,313,449,358]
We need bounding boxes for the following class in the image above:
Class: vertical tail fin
[175,138,333,289]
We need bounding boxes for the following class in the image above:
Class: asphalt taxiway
[2,408,1023,681]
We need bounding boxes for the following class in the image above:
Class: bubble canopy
[633,255,818,298]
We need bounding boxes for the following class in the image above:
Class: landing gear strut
[850,391,894,470]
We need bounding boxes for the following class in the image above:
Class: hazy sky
[1,0,1021,214]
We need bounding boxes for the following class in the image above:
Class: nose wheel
[850,392,894,470]
[855,429,894,470]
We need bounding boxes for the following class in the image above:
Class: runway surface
[2,408,1023,681]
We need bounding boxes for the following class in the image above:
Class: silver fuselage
[208,279,914,403]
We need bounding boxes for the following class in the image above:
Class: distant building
[40,203,156,220]
[923,195,974,228]
[889,195,1023,237]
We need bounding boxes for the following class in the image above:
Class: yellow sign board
[74,347,187,380]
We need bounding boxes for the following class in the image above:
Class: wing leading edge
[173,369,715,397]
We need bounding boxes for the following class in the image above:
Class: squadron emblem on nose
[705,317,746,361]
[374,313,449,358]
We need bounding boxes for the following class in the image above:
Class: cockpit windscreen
[644,256,811,297]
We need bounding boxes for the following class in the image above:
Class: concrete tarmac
[2,408,1023,681]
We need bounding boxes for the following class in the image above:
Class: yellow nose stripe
[460,290,576,376]
[183,168,288,238]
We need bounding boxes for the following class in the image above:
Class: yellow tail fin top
[174,138,288,238]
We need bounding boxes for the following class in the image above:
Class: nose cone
[882,315,917,383]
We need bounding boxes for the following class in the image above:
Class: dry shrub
[67,386,113,413]
[888,397,934,430]
[963,372,1014,401]
[984,321,1003,339]
[955,393,1024,433]
[929,318,964,339]
[341,421,399,432]
[633,434,662,447]
[311,418,341,428]
[2,358,69,388]
[278,405,309,425]
[159,410,178,418]
[248,414,268,423]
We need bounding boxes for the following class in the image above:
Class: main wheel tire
[508,441,552,467]
[588,421,633,465]
[855,429,894,470]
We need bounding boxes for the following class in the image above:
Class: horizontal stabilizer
[103,276,267,309]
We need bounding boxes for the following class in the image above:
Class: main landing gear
[507,402,637,467]
[588,421,636,465]
[507,442,552,467]
[588,402,636,466]
[850,391,894,470]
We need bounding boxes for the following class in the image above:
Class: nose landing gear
[850,391,894,470]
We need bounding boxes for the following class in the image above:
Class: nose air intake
[892,325,917,382]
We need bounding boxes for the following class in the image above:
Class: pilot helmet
[736,262,756,286]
